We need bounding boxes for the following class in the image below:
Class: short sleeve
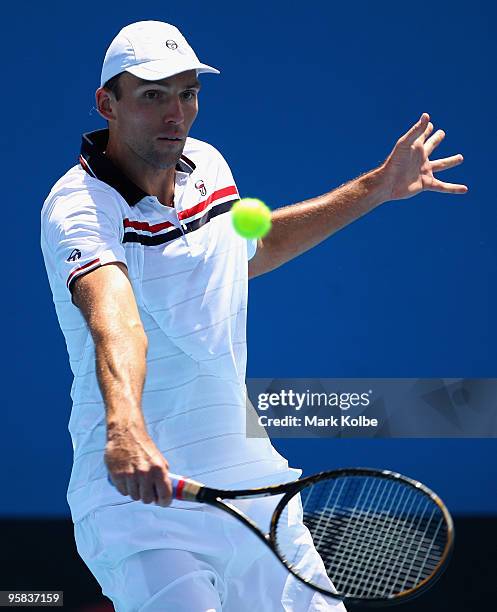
[247,238,258,261]
[41,189,127,297]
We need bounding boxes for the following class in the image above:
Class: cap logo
[165,40,178,50]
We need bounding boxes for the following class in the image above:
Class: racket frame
[268,468,454,606]
[179,467,454,607]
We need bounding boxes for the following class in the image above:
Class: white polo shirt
[41,129,300,522]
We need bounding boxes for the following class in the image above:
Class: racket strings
[274,475,448,600]
[307,509,444,596]
[326,479,442,597]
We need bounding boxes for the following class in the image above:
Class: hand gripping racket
[166,468,454,607]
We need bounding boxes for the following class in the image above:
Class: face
[100,69,200,170]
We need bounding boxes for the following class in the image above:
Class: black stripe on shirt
[123,200,236,246]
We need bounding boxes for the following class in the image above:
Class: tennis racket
[165,468,453,606]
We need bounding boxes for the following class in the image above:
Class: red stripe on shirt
[123,186,238,234]
[178,186,238,222]
[123,218,174,233]
[66,258,101,287]
[79,155,94,177]
[79,154,88,170]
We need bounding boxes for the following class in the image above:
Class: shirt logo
[165,40,178,50]
[195,179,207,197]
[67,249,82,262]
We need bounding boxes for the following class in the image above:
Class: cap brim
[125,59,220,81]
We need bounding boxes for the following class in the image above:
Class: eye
[182,90,198,101]
[144,90,162,100]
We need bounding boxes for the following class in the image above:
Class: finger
[419,121,434,143]
[430,154,464,173]
[427,178,469,194]
[425,129,445,156]
[138,475,157,504]
[401,113,430,144]
[154,476,173,507]
[112,476,129,497]
[127,479,140,501]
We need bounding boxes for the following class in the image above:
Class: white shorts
[74,493,347,612]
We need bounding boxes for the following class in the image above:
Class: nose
[163,95,184,125]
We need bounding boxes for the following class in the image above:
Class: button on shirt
[41,129,300,522]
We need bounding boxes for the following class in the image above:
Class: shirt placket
[174,172,205,256]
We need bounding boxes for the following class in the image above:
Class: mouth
[157,137,183,142]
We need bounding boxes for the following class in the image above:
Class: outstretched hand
[382,113,468,201]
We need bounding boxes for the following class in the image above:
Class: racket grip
[168,473,184,499]
[168,473,203,502]
[106,472,202,502]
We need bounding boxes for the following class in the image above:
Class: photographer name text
[258,415,378,428]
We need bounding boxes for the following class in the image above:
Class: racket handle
[168,472,184,499]
[168,473,204,501]
[106,472,203,502]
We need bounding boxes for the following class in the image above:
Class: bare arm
[72,262,172,506]
[248,167,387,278]
[248,113,467,279]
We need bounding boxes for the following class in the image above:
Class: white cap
[100,21,220,88]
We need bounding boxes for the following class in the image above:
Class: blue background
[4,0,496,516]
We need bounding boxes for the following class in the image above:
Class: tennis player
[40,20,467,611]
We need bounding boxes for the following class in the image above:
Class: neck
[105,134,176,207]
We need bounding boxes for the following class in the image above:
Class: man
[40,20,466,612]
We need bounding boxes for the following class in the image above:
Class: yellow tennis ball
[231,198,272,239]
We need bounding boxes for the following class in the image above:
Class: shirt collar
[79,128,196,206]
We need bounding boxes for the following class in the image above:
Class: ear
[95,87,116,121]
